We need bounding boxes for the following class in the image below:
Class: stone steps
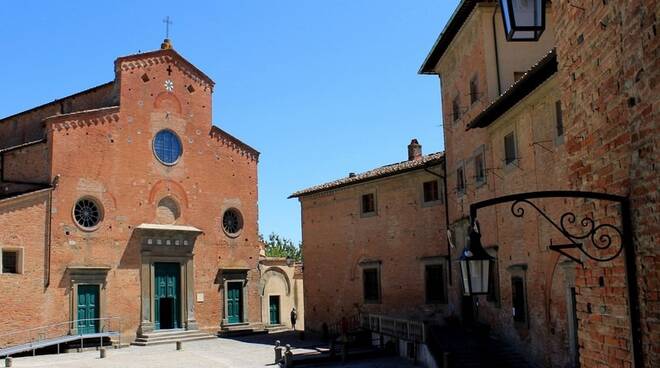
[131,330,215,347]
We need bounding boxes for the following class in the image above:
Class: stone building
[258,256,304,330]
[420,0,658,367]
[0,40,263,346]
[290,140,448,332]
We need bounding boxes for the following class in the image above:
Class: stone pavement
[6,333,416,367]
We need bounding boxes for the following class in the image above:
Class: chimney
[408,139,422,161]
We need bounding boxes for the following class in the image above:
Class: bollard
[274,340,282,363]
[284,344,293,368]
[100,348,107,359]
[176,341,182,351]
[5,357,12,368]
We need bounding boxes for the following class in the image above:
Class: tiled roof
[466,49,557,130]
[289,152,444,198]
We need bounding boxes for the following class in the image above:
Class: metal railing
[0,317,122,356]
[360,313,425,343]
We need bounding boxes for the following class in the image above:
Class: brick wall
[299,162,448,332]
[0,47,262,342]
[0,191,50,346]
[430,4,576,367]
[553,0,659,366]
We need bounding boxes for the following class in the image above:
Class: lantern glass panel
[460,260,471,296]
[469,259,490,294]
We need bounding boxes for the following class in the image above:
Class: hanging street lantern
[458,220,494,296]
[499,0,546,41]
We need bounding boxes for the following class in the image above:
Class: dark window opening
[475,151,486,184]
[2,250,18,274]
[555,100,564,137]
[452,96,461,122]
[456,166,465,194]
[425,264,447,304]
[512,276,527,324]
[504,133,517,165]
[469,76,479,104]
[486,259,500,304]
[363,268,380,303]
[423,180,440,202]
[361,193,376,214]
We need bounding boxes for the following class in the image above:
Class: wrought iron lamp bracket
[469,191,629,265]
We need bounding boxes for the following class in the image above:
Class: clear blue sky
[0,0,458,244]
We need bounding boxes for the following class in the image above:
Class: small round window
[153,130,182,165]
[222,209,243,237]
[73,197,103,231]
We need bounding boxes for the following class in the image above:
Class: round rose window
[222,209,243,236]
[153,130,182,165]
[73,197,103,230]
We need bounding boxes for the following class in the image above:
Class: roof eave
[466,50,558,130]
[289,156,445,199]
[418,0,480,75]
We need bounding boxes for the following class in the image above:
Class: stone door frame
[67,266,110,335]
[220,269,250,326]
[140,252,196,333]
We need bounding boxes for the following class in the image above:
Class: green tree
[261,233,303,262]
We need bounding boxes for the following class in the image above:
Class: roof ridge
[289,151,445,198]
[0,81,114,123]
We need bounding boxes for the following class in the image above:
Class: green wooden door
[269,295,280,325]
[227,282,243,324]
[154,262,181,330]
[77,285,99,334]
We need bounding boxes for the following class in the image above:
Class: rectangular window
[423,180,439,203]
[511,276,527,324]
[469,76,479,104]
[555,100,564,137]
[456,166,465,194]
[361,193,376,214]
[363,268,380,303]
[474,150,486,185]
[1,250,19,274]
[486,259,500,304]
[425,264,447,304]
[452,96,461,123]
[504,132,517,165]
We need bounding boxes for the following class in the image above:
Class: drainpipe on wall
[492,3,503,95]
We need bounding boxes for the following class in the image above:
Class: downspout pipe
[492,3,503,95]
[424,165,452,285]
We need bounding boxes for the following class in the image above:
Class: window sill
[360,211,378,218]
[421,200,443,208]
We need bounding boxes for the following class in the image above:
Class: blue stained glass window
[153,130,182,165]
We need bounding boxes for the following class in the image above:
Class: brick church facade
[0,40,263,344]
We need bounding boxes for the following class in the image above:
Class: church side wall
[0,192,50,346]
[2,142,51,184]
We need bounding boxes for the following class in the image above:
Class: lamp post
[458,221,494,296]
[499,0,546,41]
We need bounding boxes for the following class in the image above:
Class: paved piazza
[7,335,416,368]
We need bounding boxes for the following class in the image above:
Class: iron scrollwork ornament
[510,199,624,264]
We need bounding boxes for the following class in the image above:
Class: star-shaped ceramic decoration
[164,79,174,92]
